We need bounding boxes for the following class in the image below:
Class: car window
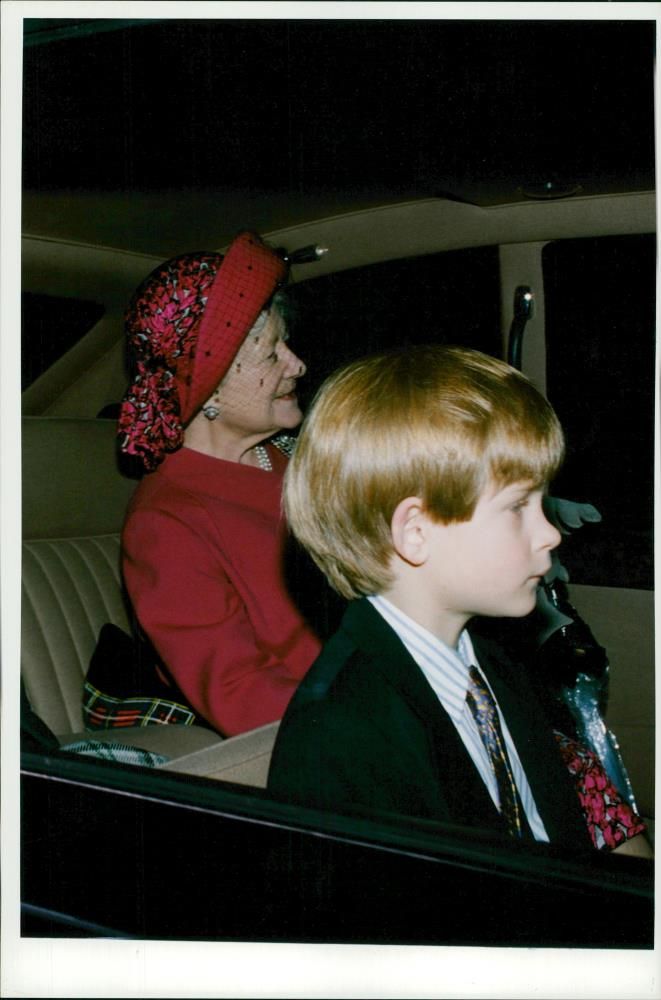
[543,234,655,590]
[21,291,105,389]
[287,246,501,406]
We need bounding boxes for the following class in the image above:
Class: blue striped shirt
[368,595,549,842]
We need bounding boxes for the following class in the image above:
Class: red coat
[121,445,321,736]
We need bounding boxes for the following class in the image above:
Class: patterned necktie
[465,665,523,838]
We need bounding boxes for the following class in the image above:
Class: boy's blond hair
[284,345,565,599]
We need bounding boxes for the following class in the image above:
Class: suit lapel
[342,600,509,832]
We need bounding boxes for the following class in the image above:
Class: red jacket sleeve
[122,498,320,736]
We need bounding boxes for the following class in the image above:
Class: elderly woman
[116,232,322,736]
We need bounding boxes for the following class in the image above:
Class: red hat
[118,232,288,471]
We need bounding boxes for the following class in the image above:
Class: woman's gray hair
[250,287,293,335]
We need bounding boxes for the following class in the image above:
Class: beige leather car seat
[21,416,279,782]
[22,417,138,736]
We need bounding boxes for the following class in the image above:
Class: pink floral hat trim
[118,232,287,471]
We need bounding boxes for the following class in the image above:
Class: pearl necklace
[254,445,273,472]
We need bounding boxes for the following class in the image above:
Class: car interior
[20,189,656,830]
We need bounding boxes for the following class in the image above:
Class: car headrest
[22,417,138,539]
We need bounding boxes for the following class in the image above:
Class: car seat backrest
[22,417,138,736]
[22,416,138,540]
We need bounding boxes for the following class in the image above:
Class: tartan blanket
[83,680,196,729]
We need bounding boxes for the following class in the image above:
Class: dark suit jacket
[268,598,592,848]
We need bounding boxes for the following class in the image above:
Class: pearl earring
[203,402,220,421]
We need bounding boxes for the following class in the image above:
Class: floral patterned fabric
[553,730,646,850]
[118,252,222,471]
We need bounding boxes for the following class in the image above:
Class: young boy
[268,345,648,852]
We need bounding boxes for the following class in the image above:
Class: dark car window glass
[543,234,655,590]
[21,291,105,390]
[286,247,501,408]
